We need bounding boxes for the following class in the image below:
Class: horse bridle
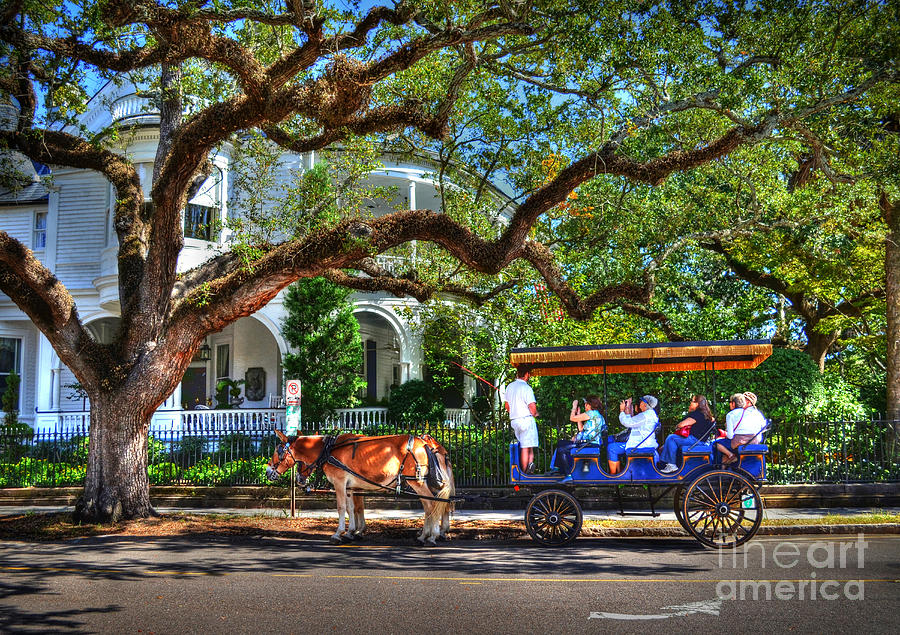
[276,436,337,484]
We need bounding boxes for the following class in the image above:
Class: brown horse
[266,431,454,545]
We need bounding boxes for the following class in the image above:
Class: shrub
[58,435,89,464]
[183,457,223,485]
[387,379,444,425]
[173,435,206,467]
[148,436,169,464]
[219,458,267,485]
[214,433,255,462]
[2,369,20,426]
[51,464,86,486]
[148,462,182,484]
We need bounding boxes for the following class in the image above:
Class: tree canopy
[0,0,897,520]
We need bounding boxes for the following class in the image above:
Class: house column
[34,335,55,412]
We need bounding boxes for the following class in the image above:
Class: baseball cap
[641,395,658,409]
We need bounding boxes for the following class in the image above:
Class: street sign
[285,379,301,435]
[286,379,301,404]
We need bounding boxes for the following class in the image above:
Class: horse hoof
[329,536,343,545]
[425,538,437,547]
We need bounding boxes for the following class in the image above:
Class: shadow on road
[0,579,121,632]
[1,533,707,582]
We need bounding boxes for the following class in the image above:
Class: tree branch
[0,128,147,308]
[616,302,687,341]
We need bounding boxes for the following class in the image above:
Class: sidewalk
[2,504,898,522]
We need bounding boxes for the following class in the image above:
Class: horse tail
[444,452,456,512]
[426,469,453,525]
[431,450,455,524]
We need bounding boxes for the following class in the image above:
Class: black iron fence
[1,416,897,488]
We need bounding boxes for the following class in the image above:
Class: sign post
[284,379,301,517]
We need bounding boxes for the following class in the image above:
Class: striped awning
[509,340,772,376]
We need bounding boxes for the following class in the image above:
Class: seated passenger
[552,396,606,477]
[658,395,717,474]
[715,392,767,465]
[607,395,659,475]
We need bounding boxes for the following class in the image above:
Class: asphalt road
[1,532,897,634]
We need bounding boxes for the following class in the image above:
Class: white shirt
[725,407,767,439]
[504,379,536,420]
[618,408,660,450]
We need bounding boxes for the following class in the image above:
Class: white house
[0,83,494,433]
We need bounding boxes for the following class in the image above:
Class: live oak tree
[0,0,896,521]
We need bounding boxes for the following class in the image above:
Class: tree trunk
[73,397,153,523]
[804,327,840,373]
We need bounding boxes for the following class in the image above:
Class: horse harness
[280,434,338,481]
[284,434,454,503]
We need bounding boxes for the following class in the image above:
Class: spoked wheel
[673,486,690,532]
[525,489,583,547]
[682,471,763,549]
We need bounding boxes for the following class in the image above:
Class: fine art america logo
[590,535,869,620]
[715,534,868,602]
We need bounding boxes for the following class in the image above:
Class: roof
[509,339,773,376]
[0,180,50,206]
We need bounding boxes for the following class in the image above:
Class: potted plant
[214,378,245,409]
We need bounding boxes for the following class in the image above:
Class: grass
[0,510,897,542]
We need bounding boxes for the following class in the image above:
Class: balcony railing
[111,95,157,123]
[330,407,388,429]
[374,254,410,275]
[31,406,470,434]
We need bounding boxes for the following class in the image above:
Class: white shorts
[511,416,539,448]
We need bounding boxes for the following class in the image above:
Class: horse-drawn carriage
[266,339,773,550]
[509,339,773,549]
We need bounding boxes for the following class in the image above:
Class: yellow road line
[270,574,314,578]
[323,574,899,584]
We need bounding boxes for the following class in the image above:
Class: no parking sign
[285,379,301,434]
[285,379,301,404]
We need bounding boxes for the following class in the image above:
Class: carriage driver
[504,366,539,475]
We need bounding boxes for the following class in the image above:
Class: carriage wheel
[682,471,763,549]
[673,486,690,532]
[525,489,583,547]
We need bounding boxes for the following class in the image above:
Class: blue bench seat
[735,444,768,454]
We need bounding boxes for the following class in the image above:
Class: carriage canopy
[509,339,772,376]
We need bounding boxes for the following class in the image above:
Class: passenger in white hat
[606,395,659,475]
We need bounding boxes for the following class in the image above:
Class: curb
[2,483,899,510]
[579,523,900,538]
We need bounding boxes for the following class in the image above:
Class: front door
[182,366,207,408]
